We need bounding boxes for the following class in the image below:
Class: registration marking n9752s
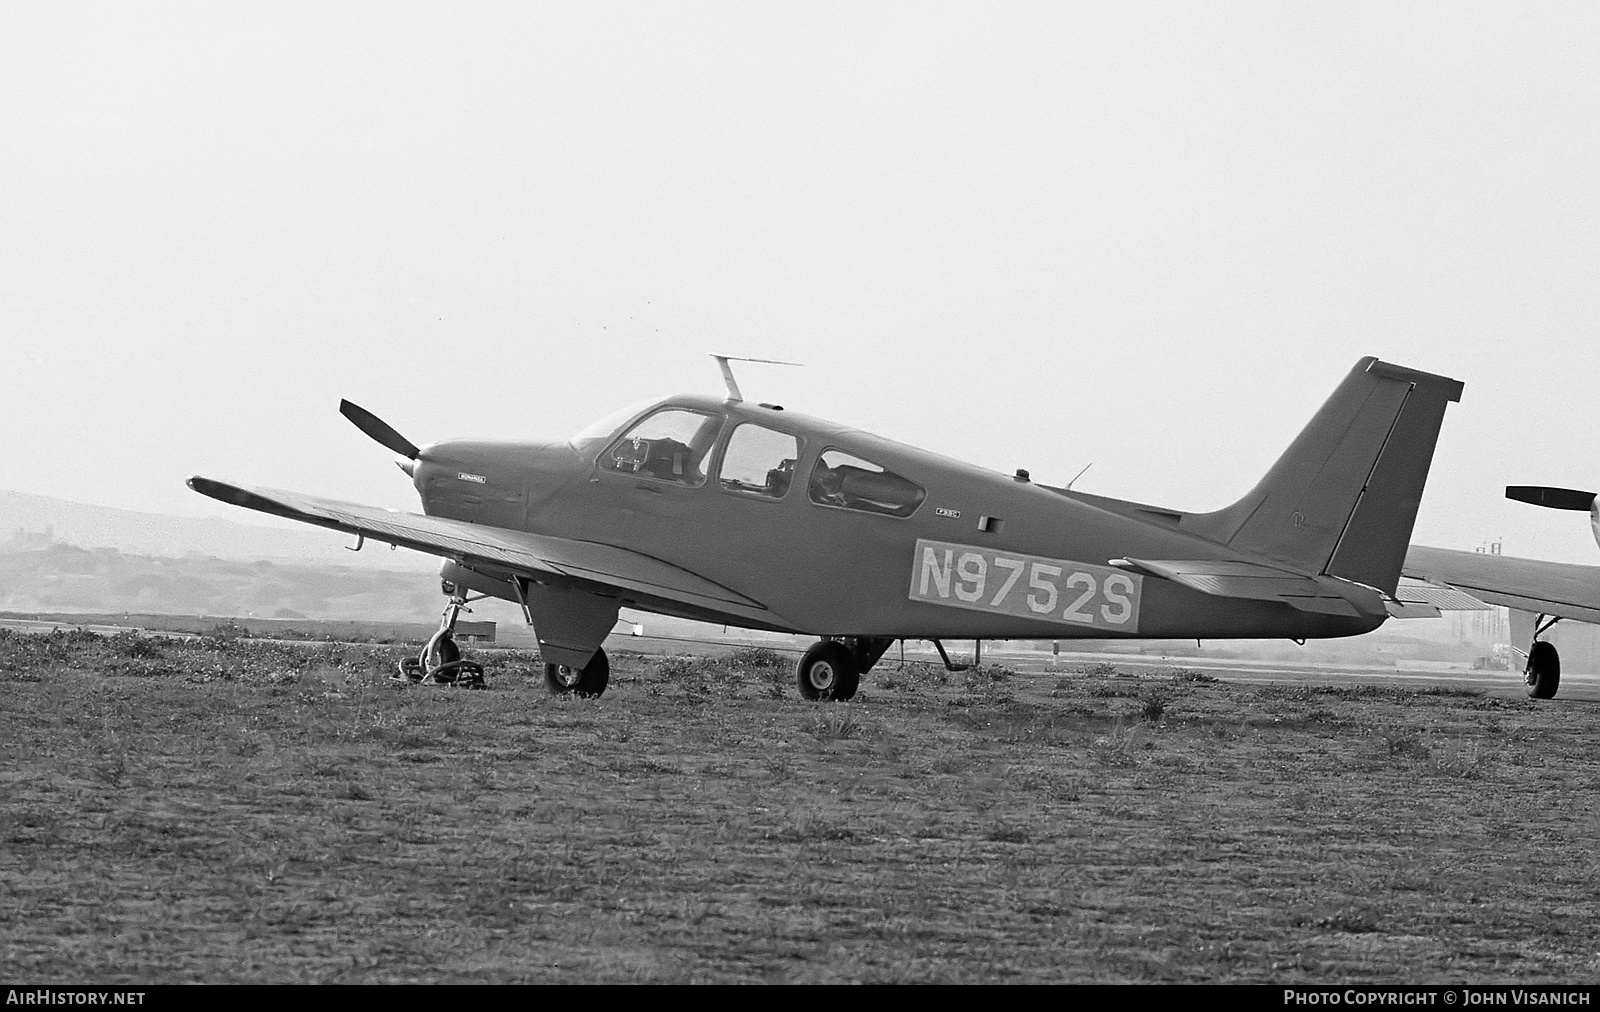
[908,538,1142,631]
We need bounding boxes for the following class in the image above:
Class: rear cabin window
[599,408,721,487]
[808,450,926,518]
[719,423,800,499]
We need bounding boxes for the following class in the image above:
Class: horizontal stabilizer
[1386,601,1441,619]
[1110,557,1386,618]
[186,476,769,619]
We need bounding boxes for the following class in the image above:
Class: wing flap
[187,477,768,616]
[1394,576,1493,611]
[1111,557,1384,618]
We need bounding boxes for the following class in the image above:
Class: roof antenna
[1066,462,1093,490]
[710,354,802,403]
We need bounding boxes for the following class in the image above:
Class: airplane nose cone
[396,457,416,477]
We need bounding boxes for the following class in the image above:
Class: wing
[1402,545,1600,624]
[187,476,771,621]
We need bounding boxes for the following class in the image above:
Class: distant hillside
[0,488,434,569]
[0,542,443,621]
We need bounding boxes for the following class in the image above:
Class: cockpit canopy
[576,397,927,518]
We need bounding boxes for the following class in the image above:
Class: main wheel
[795,641,859,702]
[1526,640,1561,699]
[545,647,610,699]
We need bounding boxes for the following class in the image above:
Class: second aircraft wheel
[795,641,859,702]
[1526,640,1561,700]
[545,647,610,699]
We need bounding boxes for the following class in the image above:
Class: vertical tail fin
[1186,357,1464,596]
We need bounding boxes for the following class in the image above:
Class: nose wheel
[397,592,485,687]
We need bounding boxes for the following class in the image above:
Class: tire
[1526,640,1561,700]
[795,641,859,702]
[545,647,610,699]
[428,636,461,668]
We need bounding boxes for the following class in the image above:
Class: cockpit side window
[599,408,721,486]
[718,423,800,499]
[808,449,926,518]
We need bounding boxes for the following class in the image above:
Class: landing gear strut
[396,589,485,687]
[1525,614,1563,700]
[795,637,893,702]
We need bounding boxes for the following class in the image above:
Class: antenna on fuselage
[710,354,803,403]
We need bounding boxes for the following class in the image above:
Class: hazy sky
[3,3,1597,561]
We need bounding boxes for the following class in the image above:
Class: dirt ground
[3,628,1599,983]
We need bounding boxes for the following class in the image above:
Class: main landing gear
[545,648,610,699]
[1525,614,1563,700]
[396,590,485,688]
[796,637,893,702]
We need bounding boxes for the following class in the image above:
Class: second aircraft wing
[1401,545,1600,624]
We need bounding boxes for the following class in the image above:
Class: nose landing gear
[396,589,486,687]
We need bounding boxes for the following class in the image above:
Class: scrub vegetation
[3,628,1599,983]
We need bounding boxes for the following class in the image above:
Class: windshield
[570,397,662,445]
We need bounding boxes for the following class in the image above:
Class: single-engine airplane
[189,355,1463,700]
[1398,486,1600,699]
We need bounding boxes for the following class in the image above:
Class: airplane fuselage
[413,394,1382,642]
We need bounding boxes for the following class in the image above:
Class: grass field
[3,627,1599,983]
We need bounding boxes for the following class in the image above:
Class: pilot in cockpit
[602,408,721,486]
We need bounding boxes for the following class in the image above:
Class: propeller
[340,399,421,473]
[1505,486,1597,511]
[1508,485,1600,553]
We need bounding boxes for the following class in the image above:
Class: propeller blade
[340,400,420,460]
[1506,486,1597,511]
